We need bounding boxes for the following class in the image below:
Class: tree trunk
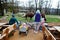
[0,8,4,16]
[0,0,4,16]
[35,0,37,11]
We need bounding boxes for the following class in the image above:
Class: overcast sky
[16,0,60,8]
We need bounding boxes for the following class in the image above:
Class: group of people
[9,9,46,33]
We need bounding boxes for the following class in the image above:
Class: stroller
[19,22,29,35]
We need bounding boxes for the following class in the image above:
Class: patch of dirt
[48,22,60,26]
[9,29,43,40]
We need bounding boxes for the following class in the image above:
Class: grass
[46,17,60,23]
[5,13,60,23]
[46,15,60,23]
[0,16,2,18]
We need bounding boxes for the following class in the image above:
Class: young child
[39,14,45,31]
[20,23,28,31]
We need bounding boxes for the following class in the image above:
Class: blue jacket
[9,17,18,25]
[35,13,41,22]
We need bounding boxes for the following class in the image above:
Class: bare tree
[7,0,19,13]
[0,0,7,16]
[28,0,33,11]
[39,0,43,12]
[35,0,37,11]
[45,0,48,14]
[57,1,60,15]
[47,0,52,15]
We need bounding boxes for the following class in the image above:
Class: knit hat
[12,14,15,17]
[36,10,40,14]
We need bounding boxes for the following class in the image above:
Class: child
[19,23,28,32]
[19,23,29,35]
[39,14,45,31]
[9,14,18,25]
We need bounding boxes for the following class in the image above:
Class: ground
[0,12,60,40]
[9,29,43,40]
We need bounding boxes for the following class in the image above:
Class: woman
[34,10,41,33]
[9,14,18,25]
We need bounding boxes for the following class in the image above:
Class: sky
[51,0,59,8]
[16,0,60,8]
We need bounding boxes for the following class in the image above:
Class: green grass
[46,15,60,18]
[6,13,60,23]
[46,15,60,23]
[46,17,60,22]
[0,16,3,18]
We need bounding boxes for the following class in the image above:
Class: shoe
[40,30,42,32]
[34,31,38,33]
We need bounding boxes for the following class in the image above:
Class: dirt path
[9,29,43,40]
[48,22,60,26]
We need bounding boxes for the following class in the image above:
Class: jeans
[39,26,42,30]
[34,22,40,31]
[15,23,19,29]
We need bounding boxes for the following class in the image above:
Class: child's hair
[41,13,46,21]
[22,23,26,26]
[12,14,15,17]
